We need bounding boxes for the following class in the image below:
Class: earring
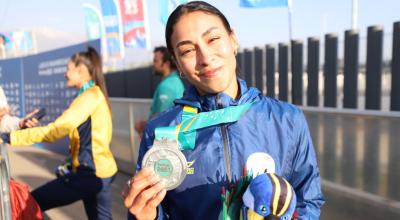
[179,71,186,79]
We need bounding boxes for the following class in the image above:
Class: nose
[196,43,212,67]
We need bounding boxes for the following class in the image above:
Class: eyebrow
[175,27,220,49]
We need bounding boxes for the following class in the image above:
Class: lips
[201,67,222,78]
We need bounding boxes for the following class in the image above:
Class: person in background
[1,47,117,220]
[135,46,185,137]
[151,46,185,116]
[123,1,324,220]
[0,85,39,132]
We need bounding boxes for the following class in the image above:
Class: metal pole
[266,45,275,98]
[307,37,320,107]
[254,47,264,93]
[351,0,358,30]
[288,0,293,41]
[324,33,338,108]
[291,40,303,105]
[343,30,359,109]
[391,21,400,111]
[365,25,383,110]
[279,43,289,101]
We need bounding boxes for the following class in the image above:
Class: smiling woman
[123,1,324,220]
[170,11,239,98]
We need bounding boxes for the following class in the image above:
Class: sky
[0,0,399,67]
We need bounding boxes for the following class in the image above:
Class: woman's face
[171,11,239,98]
[65,61,84,89]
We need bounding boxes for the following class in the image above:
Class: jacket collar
[175,78,261,112]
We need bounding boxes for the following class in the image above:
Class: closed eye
[180,48,195,56]
[209,36,220,44]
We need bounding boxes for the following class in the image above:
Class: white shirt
[0,86,21,132]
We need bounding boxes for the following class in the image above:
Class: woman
[1,47,117,220]
[123,1,324,219]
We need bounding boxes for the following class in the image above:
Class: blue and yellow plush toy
[241,173,297,220]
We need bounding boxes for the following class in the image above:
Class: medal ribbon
[155,102,253,150]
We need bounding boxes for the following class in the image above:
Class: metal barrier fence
[303,108,400,219]
[109,98,152,175]
[0,143,11,220]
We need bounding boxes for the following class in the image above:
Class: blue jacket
[131,79,324,220]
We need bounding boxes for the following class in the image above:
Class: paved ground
[7,146,130,220]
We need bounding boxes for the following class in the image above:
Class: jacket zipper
[216,95,232,182]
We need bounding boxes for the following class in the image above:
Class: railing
[109,98,152,175]
[0,143,12,220]
[303,108,400,219]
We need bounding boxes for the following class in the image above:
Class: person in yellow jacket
[1,47,117,220]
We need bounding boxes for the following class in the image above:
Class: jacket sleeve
[9,90,100,146]
[289,111,325,219]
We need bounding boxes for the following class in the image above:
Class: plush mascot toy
[241,173,297,220]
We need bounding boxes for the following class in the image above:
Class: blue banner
[240,0,288,8]
[99,0,124,58]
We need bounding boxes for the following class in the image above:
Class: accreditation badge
[142,138,187,190]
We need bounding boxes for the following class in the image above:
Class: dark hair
[165,1,233,56]
[70,47,111,111]
[153,46,177,69]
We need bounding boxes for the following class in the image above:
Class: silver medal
[142,138,187,190]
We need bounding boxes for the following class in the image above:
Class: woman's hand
[122,168,166,220]
[19,109,40,129]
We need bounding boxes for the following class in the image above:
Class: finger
[25,120,35,128]
[25,109,39,119]
[30,118,39,125]
[132,168,154,182]
[129,180,165,211]
[147,188,167,209]
[124,171,160,208]
[128,188,166,217]
[121,176,137,198]
[125,173,160,202]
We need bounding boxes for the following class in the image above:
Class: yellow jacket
[10,86,117,178]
